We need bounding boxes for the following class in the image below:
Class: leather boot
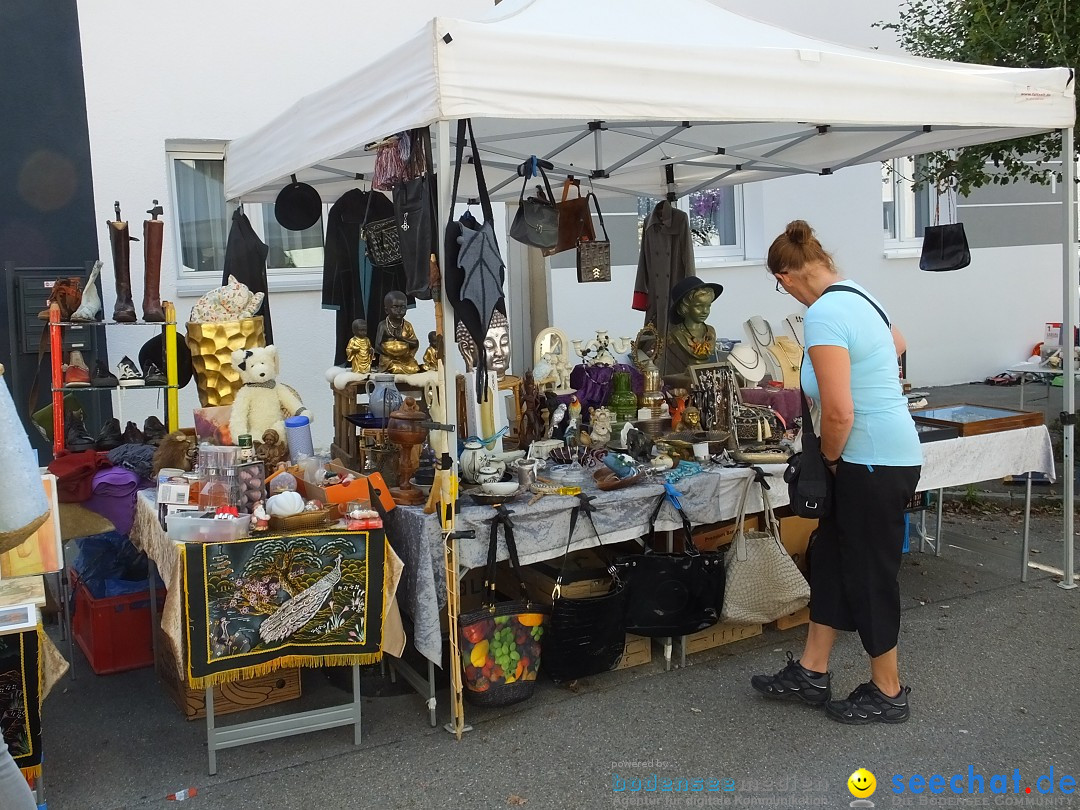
[70,260,104,322]
[66,411,96,452]
[122,421,146,445]
[143,415,168,447]
[109,201,137,323]
[142,201,165,322]
[95,418,122,451]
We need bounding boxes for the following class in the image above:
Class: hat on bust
[668,277,724,320]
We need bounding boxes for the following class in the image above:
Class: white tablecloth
[917,425,1056,491]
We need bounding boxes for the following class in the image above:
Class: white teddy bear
[228,345,310,450]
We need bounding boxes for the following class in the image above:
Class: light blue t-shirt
[802,280,922,467]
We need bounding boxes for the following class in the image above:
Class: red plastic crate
[72,579,165,675]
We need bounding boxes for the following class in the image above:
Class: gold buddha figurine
[345,318,375,374]
[422,331,441,371]
[662,278,723,379]
[375,290,420,374]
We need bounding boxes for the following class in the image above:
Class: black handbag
[614,490,725,637]
[783,389,833,519]
[509,157,559,250]
[543,494,629,682]
[458,505,549,707]
[392,128,436,299]
[920,222,971,272]
[361,188,402,267]
[576,193,611,283]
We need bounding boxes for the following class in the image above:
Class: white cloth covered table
[917,425,1056,491]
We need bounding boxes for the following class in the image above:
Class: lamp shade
[0,369,49,553]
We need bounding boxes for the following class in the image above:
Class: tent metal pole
[1060,125,1077,591]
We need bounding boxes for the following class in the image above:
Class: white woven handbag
[722,475,810,624]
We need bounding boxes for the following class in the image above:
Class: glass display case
[911,404,1043,437]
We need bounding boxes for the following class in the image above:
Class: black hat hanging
[274,175,322,231]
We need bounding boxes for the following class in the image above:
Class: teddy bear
[228,345,310,451]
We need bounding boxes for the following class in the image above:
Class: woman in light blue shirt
[751,220,922,725]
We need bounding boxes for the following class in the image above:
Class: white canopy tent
[224,0,1077,586]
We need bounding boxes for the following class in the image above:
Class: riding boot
[109,201,137,323]
[142,201,165,322]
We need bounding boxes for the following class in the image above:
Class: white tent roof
[224,0,1074,203]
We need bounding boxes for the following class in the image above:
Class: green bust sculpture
[662,278,723,378]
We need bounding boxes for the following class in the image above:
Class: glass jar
[607,371,638,422]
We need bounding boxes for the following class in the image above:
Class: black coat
[322,189,409,365]
[223,209,273,342]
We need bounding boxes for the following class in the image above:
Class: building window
[882,156,940,244]
[166,142,324,277]
[638,186,743,260]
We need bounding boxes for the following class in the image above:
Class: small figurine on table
[588,406,614,448]
[518,371,544,448]
[346,319,375,374]
[251,500,270,532]
[375,290,420,374]
[422,331,442,371]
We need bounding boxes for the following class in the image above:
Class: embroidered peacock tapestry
[183,530,387,688]
[0,629,41,780]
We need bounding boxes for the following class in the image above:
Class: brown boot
[109,201,137,323]
[142,201,165,322]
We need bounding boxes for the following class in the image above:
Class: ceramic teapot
[459,440,491,484]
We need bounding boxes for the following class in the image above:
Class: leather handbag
[509,157,559,250]
[543,179,595,257]
[920,222,971,271]
[722,474,810,625]
[576,193,611,283]
[783,389,833,519]
[614,487,725,637]
[543,494,629,682]
[458,505,549,707]
[361,189,402,267]
[392,128,436,299]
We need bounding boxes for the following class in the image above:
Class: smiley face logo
[847,769,876,798]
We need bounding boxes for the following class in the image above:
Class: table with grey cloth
[384,465,780,668]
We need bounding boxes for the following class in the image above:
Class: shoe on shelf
[63,350,91,388]
[91,360,119,388]
[117,356,144,387]
[143,415,168,447]
[70,260,104,322]
[95,418,122,451]
[121,421,146,445]
[142,361,167,386]
[825,681,911,725]
[65,411,96,452]
[750,651,832,707]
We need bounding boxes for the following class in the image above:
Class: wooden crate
[679,621,763,655]
[779,515,816,573]
[772,606,810,630]
[155,629,302,720]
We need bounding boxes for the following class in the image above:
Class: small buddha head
[352,319,367,338]
[484,310,511,378]
[383,290,408,321]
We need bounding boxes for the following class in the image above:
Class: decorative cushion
[189,276,265,323]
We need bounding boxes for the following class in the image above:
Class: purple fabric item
[83,467,151,535]
[569,363,644,416]
[739,387,803,428]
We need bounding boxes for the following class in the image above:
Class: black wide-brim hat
[139,333,192,389]
[274,178,322,231]
[668,277,724,321]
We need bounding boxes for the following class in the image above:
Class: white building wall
[77,0,1063,449]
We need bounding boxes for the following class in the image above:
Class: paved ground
[40,381,1080,809]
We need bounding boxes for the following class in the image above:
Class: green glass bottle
[608,371,639,422]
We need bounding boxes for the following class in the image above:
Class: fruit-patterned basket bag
[458,504,550,707]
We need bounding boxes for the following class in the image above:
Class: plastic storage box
[72,578,165,674]
[166,512,251,543]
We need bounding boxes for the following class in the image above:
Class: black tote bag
[920,222,971,272]
[543,494,629,682]
[614,492,725,637]
[392,128,436,299]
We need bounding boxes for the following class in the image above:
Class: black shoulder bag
[543,494,629,683]
[392,128,437,299]
[783,284,891,518]
[509,156,559,251]
[614,488,725,637]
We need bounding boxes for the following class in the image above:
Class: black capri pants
[808,460,921,657]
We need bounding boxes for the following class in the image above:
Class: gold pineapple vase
[186,317,266,407]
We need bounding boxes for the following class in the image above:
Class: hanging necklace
[746,317,774,346]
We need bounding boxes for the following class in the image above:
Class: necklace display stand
[743,316,783,383]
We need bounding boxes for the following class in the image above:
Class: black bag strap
[448,119,496,228]
[647,491,700,557]
[518,157,556,208]
[483,504,527,606]
[554,493,620,599]
[584,193,609,242]
[821,284,891,328]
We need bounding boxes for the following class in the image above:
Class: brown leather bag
[29,277,84,428]
[543,179,595,257]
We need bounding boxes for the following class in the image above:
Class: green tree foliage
[878,0,1078,194]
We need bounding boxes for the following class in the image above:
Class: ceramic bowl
[409,477,432,498]
[481,481,519,496]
